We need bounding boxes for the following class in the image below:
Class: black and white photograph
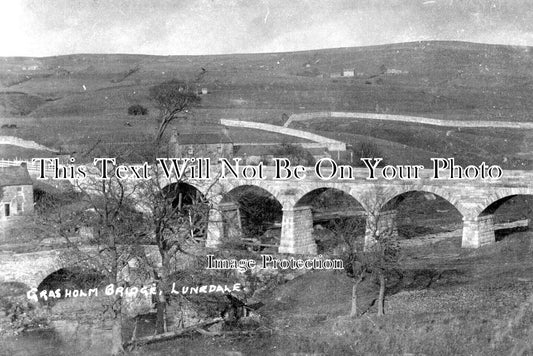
[1,1,533,355]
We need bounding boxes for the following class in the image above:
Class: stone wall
[220,119,346,151]
[173,142,233,161]
[286,111,533,129]
[0,136,58,152]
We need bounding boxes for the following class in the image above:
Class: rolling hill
[0,41,532,167]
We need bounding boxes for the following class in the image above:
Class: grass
[1,41,533,167]
[122,232,533,355]
[3,228,533,355]
[297,118,533,169]
[1,41,533,354]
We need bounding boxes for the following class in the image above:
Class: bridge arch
[477,192,533,241]
[160,181,208,212]
[5,251,77,289]
[157,174,211,197]
[36,267,106,302]
[379,189,464,240]
[291,186,367,254]
[157,181,211,242]
[460,188,533,248]
[294,186,366,211]
[380,186,467,218]
[219,184,283,242]
[474,188,533,218]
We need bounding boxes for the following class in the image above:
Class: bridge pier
[206,208,223,248]
[206,202,242,248]
[364,210,398,249]
[279,205,317,254]
[462,214,495,248]
[220,202,242,242]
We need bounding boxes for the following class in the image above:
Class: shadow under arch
[161,181,207,210]
[160,181,210,241]
[478,194,533,241]
[295,186,365,212]
[36,267,106,304]
[295,187,367,254]
[220,184,283,241]
[381,190,463,240]
[479,194,533,217]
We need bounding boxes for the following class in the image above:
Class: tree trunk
[350,274,364,318]
[155,292,167,334]
[377,273,385,316]
[124,317,223,348]
[156,252,171,334]
[111,312,124,355]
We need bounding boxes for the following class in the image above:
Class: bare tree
[363,189,400,316]
[333,188,400,317]
[330,216,367,317]
[133,157,226,335]
[149,80,201,144]
[37,173,148,355]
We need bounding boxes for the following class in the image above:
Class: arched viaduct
[2,165,533,289]
[181,166,533,254]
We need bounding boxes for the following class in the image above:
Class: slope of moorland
[0,41,532,167]
[119,233,533,356]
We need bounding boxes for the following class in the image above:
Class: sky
[1,0,532,57]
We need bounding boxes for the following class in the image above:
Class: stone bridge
[0,249,72,289]
[2,162,533,289]
[0,245,163,289]
[179,163,533,254]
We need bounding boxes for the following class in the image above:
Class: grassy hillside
[121,233,533,355]
[1,41,532,166]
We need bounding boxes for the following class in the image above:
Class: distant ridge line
[284,112,533,129]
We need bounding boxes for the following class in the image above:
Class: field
[2,41,533,355]
[1,41,533,168]
[4,230,532,356]
[120,232,533,355]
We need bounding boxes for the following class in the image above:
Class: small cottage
[0,165,34,221]
[342,69,355,77]
[0,165,33,240]
[170,129,233,160]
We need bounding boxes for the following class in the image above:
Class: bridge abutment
[279,205,317,254]
[462,214,495,248]
[364,210,398,249]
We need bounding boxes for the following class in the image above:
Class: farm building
[342,69,355,77]
[233,144,329,166]
[169,129,233,160]
[330,69,355,78]
[233,145,275,165]
[22,65,39,71]
[0,165,33,240]
[386,68,409,74]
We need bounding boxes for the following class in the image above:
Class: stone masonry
[2,166,533,288]
[278,206,317,254]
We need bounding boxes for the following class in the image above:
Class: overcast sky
[1,0,532,57]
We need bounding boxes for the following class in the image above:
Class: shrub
[127,104,148,116]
